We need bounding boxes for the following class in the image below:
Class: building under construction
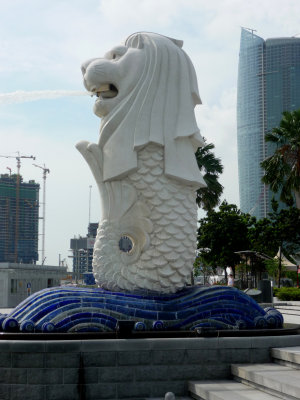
[70,223,98,280]
[0,173,39,264]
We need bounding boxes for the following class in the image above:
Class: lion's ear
[131,34,144,49]
[167,37,183,48]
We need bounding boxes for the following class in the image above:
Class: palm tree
[261,109,300,208]
[195,141,223,211]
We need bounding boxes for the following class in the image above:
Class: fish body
[78,32,206,293]
[92,144,197,293]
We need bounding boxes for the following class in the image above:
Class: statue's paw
[76,141,103,183]
[75,140,90,152]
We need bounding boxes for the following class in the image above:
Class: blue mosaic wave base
[0,285,283,333]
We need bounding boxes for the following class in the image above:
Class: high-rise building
[0,174,39,263]
[237,28,300,219]
[70,223,98,280]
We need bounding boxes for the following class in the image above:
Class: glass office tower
[237,28,300,219]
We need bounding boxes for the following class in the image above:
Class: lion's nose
[81,57,100,76]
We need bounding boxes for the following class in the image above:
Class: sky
[0,0,299,269]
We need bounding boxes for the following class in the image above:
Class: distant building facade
[237,28,300,219]
[70,223,98,280]
[0,174,39,263]
[0,262,67,308]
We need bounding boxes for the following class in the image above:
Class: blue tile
[3,284,283,333]
[135,309,158,319]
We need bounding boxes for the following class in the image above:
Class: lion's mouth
[95,84,118,99]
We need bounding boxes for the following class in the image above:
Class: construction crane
[33,163,50,265]
[0,152,35,262]
[241,26,257,35]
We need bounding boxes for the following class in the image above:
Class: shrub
[275,287,300,301]
[285,271,298,284]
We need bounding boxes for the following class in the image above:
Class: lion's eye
[107,46,127,61]
[111,52,122,60]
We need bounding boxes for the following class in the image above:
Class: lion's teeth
[95,84,111,97]
[94,84,118,99]
[98,84,110,92]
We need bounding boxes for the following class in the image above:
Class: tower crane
[33,164,50,265]
[0,152,35,262]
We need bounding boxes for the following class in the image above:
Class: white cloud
[0,90,88,105]
[201,0,300,41]
[98,0,185,28]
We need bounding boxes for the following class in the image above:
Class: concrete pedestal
[1,334,300,399]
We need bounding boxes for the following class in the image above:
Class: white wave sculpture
[77,32,206,293]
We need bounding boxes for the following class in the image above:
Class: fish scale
[92,144,199,293]
[126,144,197,292]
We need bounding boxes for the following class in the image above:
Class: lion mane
[98,32,205,187]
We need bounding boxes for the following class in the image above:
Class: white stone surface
[189,380,279,400]
[274,303,300,325]
[232,363,300,398]
[77,32,206,293]
[272,346,300,366]
[0,308,13,314]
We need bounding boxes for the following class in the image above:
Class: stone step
[274,302,300,306]
[271,346,300,369]
[274,304,300,324]
[188,380,282,399]
[231,363,300,399]
[275,307,300,314]
[276,306,300,311]
[189,347,300,400]
[147,397,193,400]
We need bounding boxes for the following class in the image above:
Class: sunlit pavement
[273,299,300,325]
[0,308,13,315]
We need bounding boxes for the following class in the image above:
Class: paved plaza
[273,300,300,325]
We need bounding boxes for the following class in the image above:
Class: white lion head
[81,32,205,187]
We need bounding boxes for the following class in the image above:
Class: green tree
[197,202,253,275]
[261,109,300,207]
[248,207,300,286]
[193,254,215,284]
[195,142,223,211]
[247,217,277,257]
[263,259,286,284]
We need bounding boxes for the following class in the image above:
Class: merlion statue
[1,33,284,336]
[77,32,206,293]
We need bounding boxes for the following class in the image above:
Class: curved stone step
[272,346,300,368]
[188,380,282,399]
[231,363,300,399]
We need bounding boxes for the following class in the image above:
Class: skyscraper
[0,174,39,263]
[70,223,98,280]
[237,28,300,219]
